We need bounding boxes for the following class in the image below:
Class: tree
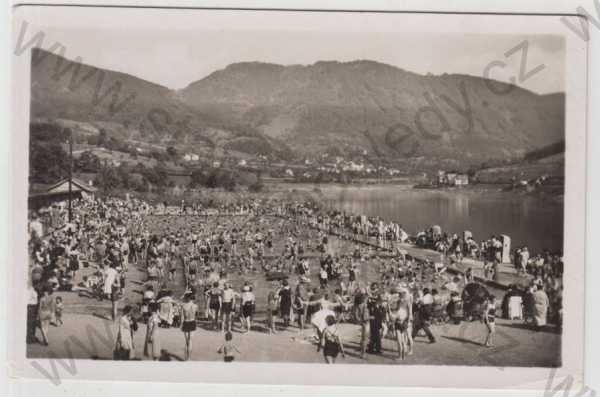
[29,141,69,183]
[248,179,264,192]
[135,178,149,193]
[188,168,238,190]
[190,169,206,188]
[76,151,101,173]
[337,172,350,184]
[98,128,108,146]
[142,164,168,187]
[133,162,146,174]
[86,134,100,146]
[166,146,178,158]
[116,164,132,189]
[206,171,219,188]
[30,122,68,143]
[314,171,325,184]
[95,164,121,192]
[248,172,264,192]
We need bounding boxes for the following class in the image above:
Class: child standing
[144,302,161,360]
[267,285,279,334]
[54,296,64,326]
[217,331,241,362]
[483,296,497,347]
[321,315,345,364]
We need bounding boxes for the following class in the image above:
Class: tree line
[29,121,250,193]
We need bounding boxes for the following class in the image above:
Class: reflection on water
[322,185,564,253]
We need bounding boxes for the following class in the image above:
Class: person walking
[180,291,198,360]
[412,296,436,344]
[103,262,120,321]
[114,305,136,360]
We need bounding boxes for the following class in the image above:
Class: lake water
[320,185,564,254]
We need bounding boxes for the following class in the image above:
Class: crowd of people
[26,193,563,362]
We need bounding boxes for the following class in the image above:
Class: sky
[18,8,567,93]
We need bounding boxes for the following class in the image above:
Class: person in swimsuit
[240,285,255,333]
[367,295,387,354]
[180,292,198,360]
[348,264,357,292]
[221,283,236,332]
[354,290,369,359]
[483,296,497,347]
[278,280,292,328]
[266,284,279,334]
[390,290,412,360]
[465,267,474,284]
[230,231,238,257]
[206,282,222,330]
[187,257,198,285]
[168,243,178,282]
[144,302,161,360]
[217,331,241,362]
[293,282,308,333]
[321,315,345,364]
[37,285,56,346]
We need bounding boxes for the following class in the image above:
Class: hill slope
[30,49,564,164]
[180,60,564,161]
[29,48,289,157]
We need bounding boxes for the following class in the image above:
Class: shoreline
[263,180,564,204]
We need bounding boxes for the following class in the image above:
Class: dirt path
[27,310,560,367]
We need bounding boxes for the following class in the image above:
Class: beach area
[26,194,563,367]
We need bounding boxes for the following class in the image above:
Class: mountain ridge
[29,47,565,164]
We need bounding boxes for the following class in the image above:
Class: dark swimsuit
[242,301,254,318]
[209,291,221,311]
[182,320,196,332]
[323,330,340,358]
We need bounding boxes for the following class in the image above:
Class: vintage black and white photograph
[10,6,587,385]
